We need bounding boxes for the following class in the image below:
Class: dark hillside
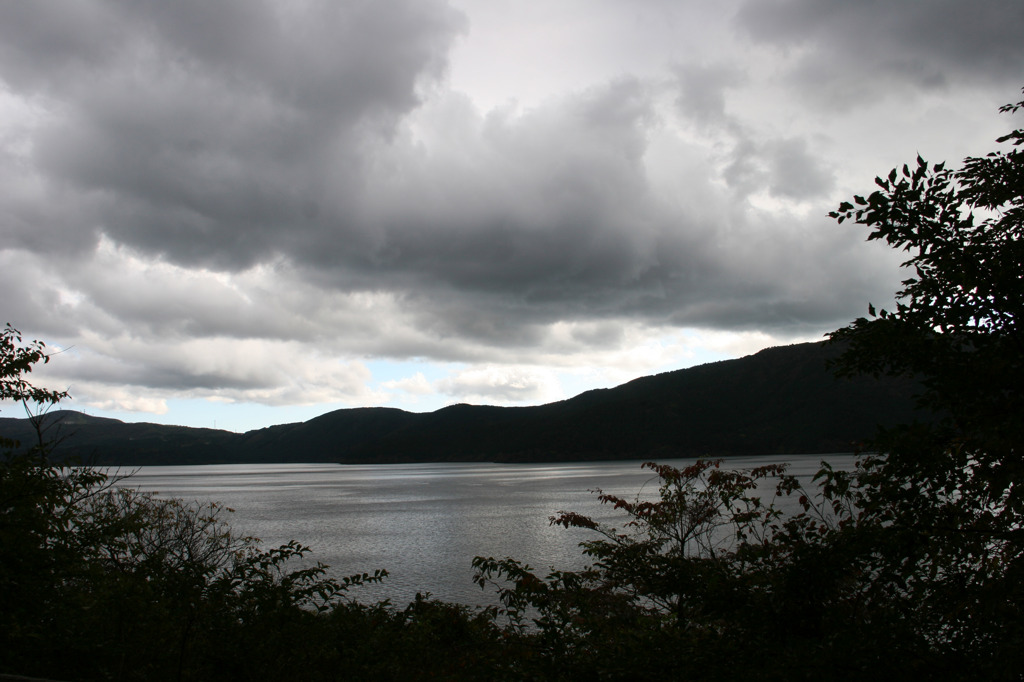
[0,411,239,465]
[335,341,922,462]
[236,407,426,462]
[0,341,927,465]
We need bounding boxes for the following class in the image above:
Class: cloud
[0,1,1019,422]
[673,62,746,131]
[382,372,434,396]
[347,78,889,340]
[74,387,171,416]
[34,332,381,411]
[0,2,926,348]
[734,0,1024,103]
[765,137,835,200]
[436,365,562,405]
[0,0,465,271]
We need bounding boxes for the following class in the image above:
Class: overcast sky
[1,0,1022,432]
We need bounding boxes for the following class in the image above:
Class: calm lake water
[116,454,856,606]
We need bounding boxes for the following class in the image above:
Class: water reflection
[116,454,856,606]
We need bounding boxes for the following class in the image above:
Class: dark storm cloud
[0,0,465,270]
[3,0,1012,414]
[304,78,721,328]
[765,138,834,200]
[62,352,270,393]
[347,84,766,337]
[0,0,903,352]
[673,67,834,202]
[735,0,1024,99]
[673,63,746,130]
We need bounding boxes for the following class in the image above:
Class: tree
[825,88,1024,674]
[472,89,1024,679]
[828,95,1023,455]
[1,326,109,676]
[1,323,67,451]
[0,323,66,407]
[1,325,388,680]
[472,460,816,679]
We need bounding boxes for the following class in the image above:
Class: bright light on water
[114,455,857,606]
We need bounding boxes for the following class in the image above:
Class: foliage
[472,459,900,680]
[3,89,1022,680]
[1,462,393,680]
[1,323,68,452]
[0,323,67,408]
[468,89,1024,680]
[826,87,1024,673]
[1,326,392,681]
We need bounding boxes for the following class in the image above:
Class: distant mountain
[0,341,927,466]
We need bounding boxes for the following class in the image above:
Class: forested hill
[0,341,926,466]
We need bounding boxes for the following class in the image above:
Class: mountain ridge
[0,341,926,465]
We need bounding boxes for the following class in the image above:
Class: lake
[116,454,856,606]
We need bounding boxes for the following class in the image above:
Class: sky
[1,0,1022,433]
